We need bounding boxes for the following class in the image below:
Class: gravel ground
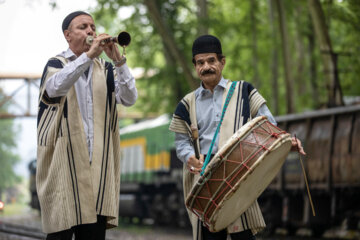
[107,227,192,240]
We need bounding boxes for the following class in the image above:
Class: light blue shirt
[175,77,276,163]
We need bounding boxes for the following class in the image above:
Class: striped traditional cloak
[169,80,267,239]
[37,56,121,233]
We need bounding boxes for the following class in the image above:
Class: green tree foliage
[324,0,360,97]
[0,95,21,196]
[90,0,360,115]
[92,0,199,116]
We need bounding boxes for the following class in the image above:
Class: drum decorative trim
[185,116,292,232]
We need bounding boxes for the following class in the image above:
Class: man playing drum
[169,35,305,240]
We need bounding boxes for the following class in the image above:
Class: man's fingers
[295,139,306,155]
[187,155,205,174]
[188,156,203,167]
[191,160,203,168]
[192,161,203,168]
[199,154,204,164]
[299,147,306,156]
[291,137,306,155]
[189,166,202,174]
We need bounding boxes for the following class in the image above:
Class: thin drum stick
[191,124,200,159]
[295,134,316,216]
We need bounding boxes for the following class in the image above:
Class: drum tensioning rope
[194,119,286,220]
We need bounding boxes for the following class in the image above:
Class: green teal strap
[201,81,237,175]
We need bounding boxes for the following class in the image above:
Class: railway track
[0,222,46,239]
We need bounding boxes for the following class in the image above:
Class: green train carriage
[120,115,175,183]
[119,114,188,226]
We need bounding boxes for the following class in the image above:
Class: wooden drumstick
[191,124,200,159]
[295,134,316,217]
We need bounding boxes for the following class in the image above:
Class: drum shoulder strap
[201,81,237,175]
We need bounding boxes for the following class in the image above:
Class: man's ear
[221,57,226,66]
[64,30,71,43]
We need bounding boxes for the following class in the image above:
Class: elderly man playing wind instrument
[36,11,137,240]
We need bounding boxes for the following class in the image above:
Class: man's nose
[203,62,211,69]
[86,27,94,35]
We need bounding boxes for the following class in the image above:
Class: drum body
[185,116,292,232]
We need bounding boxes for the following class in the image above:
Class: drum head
[210,137,291,232]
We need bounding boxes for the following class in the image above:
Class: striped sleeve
[39,57,65,105]
[248,86,266,118]
[169,98,192,134]
[37,57,67,145]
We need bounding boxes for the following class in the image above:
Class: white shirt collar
[197,77,228,96]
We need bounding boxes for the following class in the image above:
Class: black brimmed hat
[62,11,91,32]
[192,35,222,57]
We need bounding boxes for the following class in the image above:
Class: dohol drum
[185,116,292,232]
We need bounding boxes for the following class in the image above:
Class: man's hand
[291,137,306,155]
[86,33,112,59]
[103,40,123,65]
[187,154,204,174]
